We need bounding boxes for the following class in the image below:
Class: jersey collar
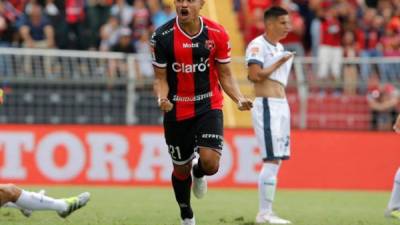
[175,16,204,40]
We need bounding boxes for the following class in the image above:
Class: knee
[200,159,219,176]
[173,164,192,178]
[0,183,20,202]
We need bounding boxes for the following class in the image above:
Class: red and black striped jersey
[151,16,231,121]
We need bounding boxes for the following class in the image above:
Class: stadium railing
[0,47,398,130]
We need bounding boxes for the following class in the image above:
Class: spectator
[134,29,153,79]
[367,83,399,130]
[356,12,385,85]
[317,2,342,84]
[110,0,134,27]
[109,27,135,78]
[99,15,121,52]
[342,30,358,95]
[310,2,323,74]
[245,7,264,44]
[65,0,85,49]
[151,1,175,29]
[0,0,19,76]
[87,0,112,49]
[18,3,55,75]
[0,0,19,47]
[380,26,400,82]
[111,27,135,54]
[19,2,54,48]
[131,0,152,42]
[281,1,305,56]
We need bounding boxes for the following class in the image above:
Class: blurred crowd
[237,0,400,93]
[0,0,175,51]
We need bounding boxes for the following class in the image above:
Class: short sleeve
[150,31,167,68]
[215,28,231,64]
[245,41,264,67]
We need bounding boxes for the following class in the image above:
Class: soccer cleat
[255,211,291,224]
[192,174,207,199]
[181,216,195,225]
[57,192,90,218]
[385,209,400,219]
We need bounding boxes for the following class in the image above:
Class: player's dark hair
[264,6,289,21]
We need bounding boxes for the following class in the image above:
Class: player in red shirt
[151,0,252,224]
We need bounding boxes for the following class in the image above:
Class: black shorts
[163,109,223,165]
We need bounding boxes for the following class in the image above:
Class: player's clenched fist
[158,97,173,112]
[237,97,253,111]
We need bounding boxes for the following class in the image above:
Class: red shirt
[320,17,341,46]
[281,12,304,44]
[66,0,85,24]
[151,17,231,121]
[356,28,380,50]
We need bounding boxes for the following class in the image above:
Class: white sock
[388,168,400,210]
[258,162,280,214]
[15,190,67,212]
[3,202,22,210]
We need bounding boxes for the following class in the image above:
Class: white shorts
[251,97,290,160]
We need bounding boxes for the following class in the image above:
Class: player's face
[174,0,204,23]
[268,15,291,40]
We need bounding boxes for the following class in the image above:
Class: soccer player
[151,0,252,224]
[245,6,293,224]
[386,114,400,219]
[0,183,90,218]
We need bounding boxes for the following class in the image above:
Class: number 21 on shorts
[168,145,182,160]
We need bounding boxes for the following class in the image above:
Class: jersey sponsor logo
[172,91,213,102]
[250,47,259,57]
[205,40,215,50]
[201,133,223,140]
[172,58,209,73]
[183,43,199,48]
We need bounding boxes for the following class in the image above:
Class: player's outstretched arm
[394,114,400,133]
[153,67,173,112]
[217,63,252,111]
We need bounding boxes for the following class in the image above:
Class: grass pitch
[1,186,398,225]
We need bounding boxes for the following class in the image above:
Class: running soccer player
[151,0,252,224]
[0,183,90,218]
[386,114,400,219]
[245,6,293,224]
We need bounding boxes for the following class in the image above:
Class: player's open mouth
[181,9,189,16]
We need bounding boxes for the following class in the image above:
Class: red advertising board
[0,125,398,190]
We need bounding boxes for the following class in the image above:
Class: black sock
[171,174,193,219]
[192,159,205,178]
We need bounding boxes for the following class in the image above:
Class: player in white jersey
[386,114,400,219]
[245,6,294,224]
[0,183,90,218]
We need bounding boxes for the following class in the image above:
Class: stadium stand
[0,0,399,130]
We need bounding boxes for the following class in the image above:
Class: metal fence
[0,47,398,130]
